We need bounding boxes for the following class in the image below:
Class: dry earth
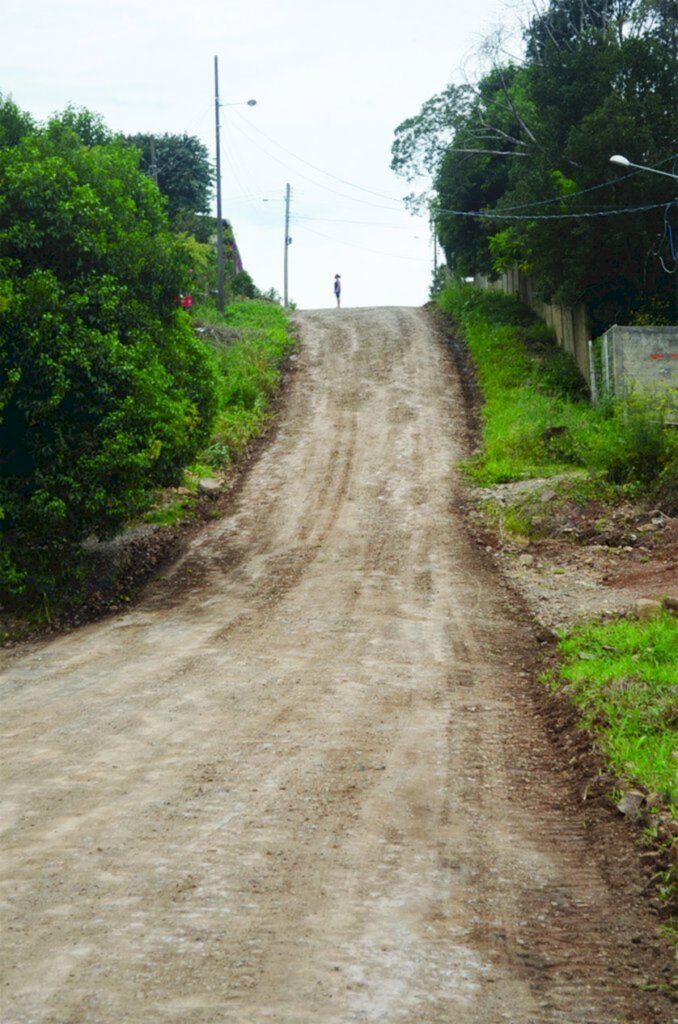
[0,307,675,1024]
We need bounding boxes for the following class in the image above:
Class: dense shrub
[581,398,678,490]
[0,102,218,609]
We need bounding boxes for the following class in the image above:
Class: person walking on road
[334,274,341,308]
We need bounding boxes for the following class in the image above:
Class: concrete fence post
[588,340,598,404]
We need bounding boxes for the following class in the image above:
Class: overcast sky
[2,0,521,309]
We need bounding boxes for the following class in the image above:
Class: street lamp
[214,55,257,312]
[609,154,678,180]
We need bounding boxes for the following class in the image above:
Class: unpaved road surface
[1,308,672,1023]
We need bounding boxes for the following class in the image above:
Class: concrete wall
[472,271,678,418]
[602,325,678,421]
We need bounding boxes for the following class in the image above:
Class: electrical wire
[439,155,678,214]
[293,222,430,262]
[224,116,405,212]
[231,108,403,203]
[433,201,669,220]
[293,214,421,229]
[233,109,678,218]
[215,111,676,227]
[657,199,678,274]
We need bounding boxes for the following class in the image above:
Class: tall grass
[438,281,677,502]
[200,299,296,467]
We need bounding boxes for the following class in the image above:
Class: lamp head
[610,154,630,167]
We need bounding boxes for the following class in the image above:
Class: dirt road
[0,308,672,1023]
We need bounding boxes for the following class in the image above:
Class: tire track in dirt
[0,307,673,1024]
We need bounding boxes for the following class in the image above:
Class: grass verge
[437,282,677,508]
[545,613,678,804]
[143,298,296,527]
[199,299,296,469]
[440,281,677,922]
[544,612,678,924]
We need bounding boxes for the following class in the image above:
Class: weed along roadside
[140,300,298,541]
[434,282,678,940]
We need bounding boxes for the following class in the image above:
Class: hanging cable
[231,108,403,202]
[433,201,669,220]
[294,222,429,262]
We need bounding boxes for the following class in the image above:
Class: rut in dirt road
[0,307,672,1024]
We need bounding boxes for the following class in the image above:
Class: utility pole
[214,56,225,312]
[284,183,291,307]
[431,214,438,276]
[149,136,159,186]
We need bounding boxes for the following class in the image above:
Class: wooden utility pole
[284,183,291,307]
[214,56,225,312]
[149,136,159,185]
[431,215,438,276]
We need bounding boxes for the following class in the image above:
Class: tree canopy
[126,132,215,226]
[0,100,218,606]
[392,0,677,330]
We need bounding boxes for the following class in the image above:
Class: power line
[445,156,678,214]
[433,201,669,221]
[292,214,419,229]
[294,222,429,262]
[226,115,404,212]
[218,111,674,225]
[232,110,678,221]
[231,108,403,203]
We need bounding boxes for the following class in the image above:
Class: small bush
[535,346,589,403]
[441,284,536,328]
[581,397,678,490]
[522,321,555,348]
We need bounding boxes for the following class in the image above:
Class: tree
[431,65,533,277]
[232,270,257,299]
[0,104,218,607]
[126,132,215,224]
[391,84,472,183]
[392,0,677,328]
[495,7,677,325]
[0,95,34,148]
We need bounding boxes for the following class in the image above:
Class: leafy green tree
[232,270,257,299]
[433,65,533,277]
[393,0,677,329]
[391,84,472,212]
[0,103,218,607]
[126,132,215,224]
[0,96,34,148]
[47,105,113,147]
[495,6,677,326]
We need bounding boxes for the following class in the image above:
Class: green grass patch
[548,613,678,803]
[479,498,536,538]
[198,299,296,469]
[143,493,194,527]
[141,299,296,525]
[438,282,678,504]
